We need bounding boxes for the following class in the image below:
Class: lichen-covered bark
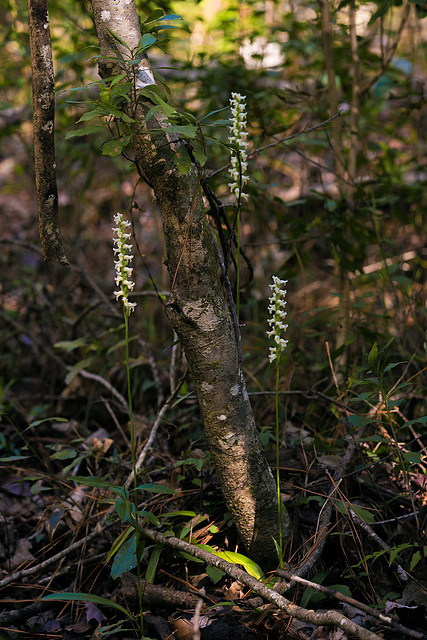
[28,0,68,265]
[91,0,290,566]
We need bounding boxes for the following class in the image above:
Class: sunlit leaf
[42,592,132,618]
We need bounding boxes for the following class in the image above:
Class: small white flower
[267,275,289,363]
[112,213,137,315]
[228,93,249,201]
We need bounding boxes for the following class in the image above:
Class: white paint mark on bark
[135,67,155,89]
[217,415,227,421]
[101,10,111,20]
[42,121,54,133]
[45,194,55,208]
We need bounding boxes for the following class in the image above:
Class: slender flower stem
[267,275,289,568]
[112,212,142,633]
[228,93,249,321]
[124,311,143,634]
[275,354,283,569]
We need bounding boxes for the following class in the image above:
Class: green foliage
[2,0,427,626]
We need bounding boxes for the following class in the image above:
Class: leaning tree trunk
[91,0,290,566]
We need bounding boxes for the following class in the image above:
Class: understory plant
[228,92,249,318]
[266,275,289,569]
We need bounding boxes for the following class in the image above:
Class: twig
[349,509,411,574]
[78,368,129,412]
[140,527,383,640]
[207,112,342,181]
[192,598,204,640]
[101,396,132,448]
[0,519,109,589]
[360,0,411,96]
[28,0,68,265]
[286,424,368,582]
[276,571,427,640]
[124,372,187,489]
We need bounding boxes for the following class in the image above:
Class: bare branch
[141,527,384,640]
[27,0,68,265]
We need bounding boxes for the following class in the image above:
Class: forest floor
[1,120,427,640]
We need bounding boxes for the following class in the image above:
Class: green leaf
[368,0,393,24]
[357,435,387,443]
[200,106,229,122]
[136,483,176,494]
[111,533,137,580]
[347,415,372,428]
[367,342,379,374]
[106,27,130,50]
[116,497,133,523]
[77,109,103,123]
[193,146,207,167]
[142,9,165,24]
[158,14,183,21]
[330,584,352,597]
[206,564,225,584]
[41,592,132,619]
[402,450,422,464]
[410,550,421,570]
[146,546,162,583]
[402,416,427,427]
[145,105,161,121]
[0,456,30,462]
[161,511,197,518]
[65,125,103,139]
[29,416,68,428]
[109,73,128,87]
[54,338,89,352]
[196,544,264,579]
[71,475,117,489]
[384,361,406,373]
[102,136,131,157]
[50,449,77,460]
[174,145,191,175]
[138,510,161,526]
[138,34,157,50]
[139,89,176,118]
[336,501,376,524]
[209,119,232,126]
[300,572,328,608]
[166,124,197,138]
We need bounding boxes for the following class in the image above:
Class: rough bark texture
[28,0,68,265]
[91,0,290,566]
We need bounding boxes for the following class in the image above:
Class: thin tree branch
[361,0,411,96]
[276,571,427,640]
[27,0,68,265]
[207,112,342,181]
[140,527,384,640]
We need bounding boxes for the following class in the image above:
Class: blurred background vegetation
[1,0,425,426]
[1,0,426,599]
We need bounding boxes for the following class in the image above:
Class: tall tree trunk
[91,0,290,566]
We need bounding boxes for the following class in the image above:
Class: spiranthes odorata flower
[267,276,289,363]
[112,212,137,315]
[228,93,249,200]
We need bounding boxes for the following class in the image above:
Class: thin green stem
[124,311,143,634]
[275,353,283,569]
[236,207,241,322]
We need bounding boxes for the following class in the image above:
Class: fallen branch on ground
[141,526,383,640]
